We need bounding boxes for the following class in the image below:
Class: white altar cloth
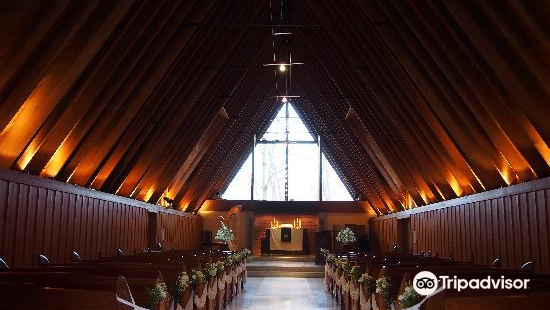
[269,228,303,251]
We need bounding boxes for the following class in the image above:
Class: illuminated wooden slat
[19,0,137,175]
[0,0,74,131]
[0,0,101,168]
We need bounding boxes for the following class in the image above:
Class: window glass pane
[288,144,319,201]
[287,117,315,141]
[260,117,286,142]
[222,102,354,202]
[259,103,315,142]
[287,104,314,141]
[322,154,353,201]
[254,144,286,201]
[222,154,251,200]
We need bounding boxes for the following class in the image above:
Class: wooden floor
[230,277,338,310]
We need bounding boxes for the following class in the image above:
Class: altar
[262,222,309,255]
[269,227,303,251]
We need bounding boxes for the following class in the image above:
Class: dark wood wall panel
[370,217,398,253]
[157,212,203,251]
[0,169,202,268]
[370,178,550,273]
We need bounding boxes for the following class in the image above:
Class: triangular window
[222,102,352,201]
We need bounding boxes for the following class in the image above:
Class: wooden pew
[0,249,248,310]
[324,251,550,310]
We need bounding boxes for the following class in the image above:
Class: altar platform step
[246,270,325,278]
[246,258,324,278]
[248,255,316,262]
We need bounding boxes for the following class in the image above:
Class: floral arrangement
[349,265,362,280]
[164,250,248,296]
[336,227,357,245]
[190,268,206,289]
[320,248,355,273]
[215,222,235,242]
[233,249,246,261]
[149,282,169,308]
[225,254,236,267]
[376,277,392,306]
[358,273,376,293]
[204,263,218,281]
[398,283,420,309]
[339,260,351,273]
[214,260,225,272]
[174,272,190,293]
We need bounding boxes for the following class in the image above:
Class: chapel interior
[0,0,549,309]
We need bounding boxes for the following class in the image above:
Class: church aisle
[229,277,339,310]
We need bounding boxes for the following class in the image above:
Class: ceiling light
[273,32,292,36]
[263,62,303,67]
[279,64,286,72]
[282,96,288,103]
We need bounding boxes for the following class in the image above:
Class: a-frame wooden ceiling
[0,0,548,214]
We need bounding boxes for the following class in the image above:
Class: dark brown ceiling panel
[0,0,547,215]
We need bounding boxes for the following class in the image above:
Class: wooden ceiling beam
[441,0,550,166]
[290,2,421,211]
[128,0,270,203]
[0,0,105,168]
[394,0,540,183]
[369,0,508,191]
[17,0,138,176]
[299,0,451,205]
[59,0,193,186]
[0,0,84,131]
[341,0,478,198]
[21,0,176,183]
[92,1,219,194]
[163,108,231,206]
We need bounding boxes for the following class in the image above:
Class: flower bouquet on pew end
[376,276,394,308]
[190,268,206,290]
[349,265,362,280]
[398,283,421,309]
[358,272,376,293]
[174,271,190,293]
[148,282,170,310]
